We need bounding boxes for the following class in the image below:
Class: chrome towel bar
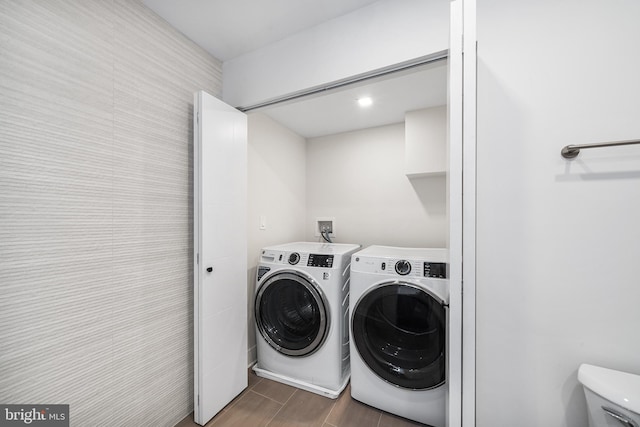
[561,139,640,159]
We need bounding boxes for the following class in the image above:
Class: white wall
[476,1,640,426]
[223,0,449,108]
[0,2,221,426]
[306,123,447,248]
[247,113,307,362]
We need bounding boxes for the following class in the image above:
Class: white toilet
[578,364,640,427]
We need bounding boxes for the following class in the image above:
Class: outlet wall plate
[315,217,336,237]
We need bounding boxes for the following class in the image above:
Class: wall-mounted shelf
[405,106,447,177]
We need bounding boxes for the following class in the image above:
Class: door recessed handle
[206,267,213,273]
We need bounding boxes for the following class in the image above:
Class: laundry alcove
[244,53,451,393]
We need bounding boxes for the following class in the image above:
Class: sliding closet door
[194,90,247,425]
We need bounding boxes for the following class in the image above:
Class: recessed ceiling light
[357,97,373,107]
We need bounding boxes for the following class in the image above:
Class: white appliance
[578,364,640,427]
[349,245,448,426]
[253,242,360,398]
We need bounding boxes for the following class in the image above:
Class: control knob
[288,252,300,265]
[395,260,411,275]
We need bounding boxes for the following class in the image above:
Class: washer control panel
[260,249,336,269]
[307,254,334,268]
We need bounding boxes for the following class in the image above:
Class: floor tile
[379,411,428,427]
[220,384,253,412]
[250,376,297,404]
[267,389,336,427]
[325,387,381,427]
[207,390,282,427]
[248,368,262,388]
[173,413,199,427]
[174,373,432,427]
[251,379,298,405]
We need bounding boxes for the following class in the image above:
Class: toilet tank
[578,364,640,427]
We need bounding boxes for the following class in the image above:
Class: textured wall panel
[0,1,222,426]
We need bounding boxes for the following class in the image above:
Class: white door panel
[201,116,248,204]
[200,258,247,315]
[199,307,248,422]
[194,91,247,426]
[201,205,245,260]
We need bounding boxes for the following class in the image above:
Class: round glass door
[351,282,446,389]
[255,271,328,357]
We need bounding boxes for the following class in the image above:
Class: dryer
[253,242,360,398]
[349,245,448,427]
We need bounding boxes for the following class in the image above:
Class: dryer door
[255,271,329,357]
[352,282,446,390]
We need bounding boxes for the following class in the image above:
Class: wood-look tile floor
[175,368,427,427]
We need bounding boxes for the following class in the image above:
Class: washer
[349,245,448,426]
[253,242,361,398]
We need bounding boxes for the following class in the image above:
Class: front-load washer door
[255,271,329,357]
[352,282,446,390]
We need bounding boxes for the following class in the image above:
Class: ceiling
[257,59,447,138]
[142,0,447,138]
[142,0,380,61]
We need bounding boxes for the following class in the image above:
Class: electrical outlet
[315,217,335,237]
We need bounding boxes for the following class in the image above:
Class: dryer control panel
[424,262,447,279]
[354,256,448,279]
